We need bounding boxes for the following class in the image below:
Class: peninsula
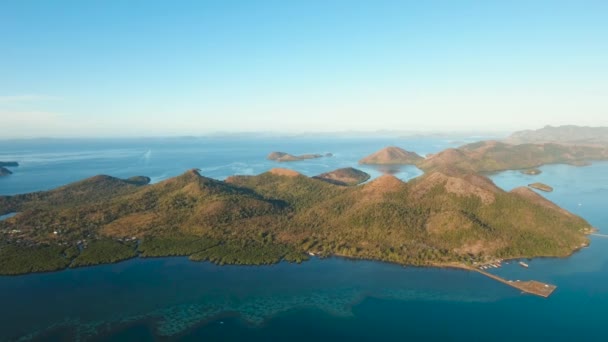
[0,162,19,167]
[0,167,12,177]
[267,151,330,162]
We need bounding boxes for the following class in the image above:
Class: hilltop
[359,146,424,165]
[0,166,591,275]
[507,125,608,146]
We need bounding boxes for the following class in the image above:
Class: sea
[0,136,607,341]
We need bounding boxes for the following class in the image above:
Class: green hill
[0,166,591,275]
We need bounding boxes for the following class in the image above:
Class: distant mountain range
[506,125,608,146]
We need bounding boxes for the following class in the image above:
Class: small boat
[519,261,529,268]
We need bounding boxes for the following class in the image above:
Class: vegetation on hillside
[0,162,591,275]
[0,244,71,275]
[70,239,137,267]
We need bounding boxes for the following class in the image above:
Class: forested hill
[0,166,592,275]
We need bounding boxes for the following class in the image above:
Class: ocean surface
[1,136,607,341]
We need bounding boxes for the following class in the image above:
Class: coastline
[0,251,565,298]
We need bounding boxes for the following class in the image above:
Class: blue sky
[1,0,607,137]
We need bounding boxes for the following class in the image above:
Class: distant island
[267,151,332,162]
[359,146,423,165]
[506,125,608,146]
[529,182,554,192]
[521,168,542,175]
[0,162,19,177]
[359,140,608,174]
[313,167,370,186]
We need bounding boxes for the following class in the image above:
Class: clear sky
[1,0,607,137]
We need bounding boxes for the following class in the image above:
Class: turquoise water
[0,137,607,341]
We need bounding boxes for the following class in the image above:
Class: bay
[0,137,606,341]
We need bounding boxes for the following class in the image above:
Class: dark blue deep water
[1,137,607,341]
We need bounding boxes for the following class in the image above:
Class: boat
[519,261,529,268]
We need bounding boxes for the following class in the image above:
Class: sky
[1,0,607,138]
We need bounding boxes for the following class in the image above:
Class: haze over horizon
[1,0,607,138]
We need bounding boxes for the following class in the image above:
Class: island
[528,182,554,192]
[312,167,370,186]
[0,162,591,281]
[0,167,12,177]
[359,146,423,165]
[521,168,542,175]
[418,140,608,173]
[0,161,19,177]
[267,151,329,162]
